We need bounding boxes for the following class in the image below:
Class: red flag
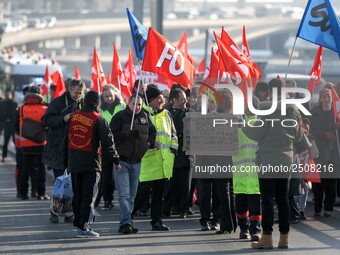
[91,47,107,92]
[214,32,247,79]
[106,73,111,84]
[242,25,252,60]
[74,64,81,79]
[41,65,52,97]
[111,43,131,99]
[177,31,195,66]
[307,46,323,93]
[204,48,220,82]
[177,32,188,54]
[221,28,247,62]
[51,71,66,99]
[123,50,136,93]
[221,28,261,85]
[300,151,321,183]
[196,57,205,73]
[142,27,195,87]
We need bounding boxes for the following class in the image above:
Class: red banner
[142,28,195,88]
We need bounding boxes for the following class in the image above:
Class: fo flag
[297,0,340,58]
[126,8,148,61]
[142,27,195,87]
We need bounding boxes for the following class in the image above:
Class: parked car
[44,16,57,27]
[27,18,42,28]
[0,20,13,33]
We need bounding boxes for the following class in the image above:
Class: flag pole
[130,72,141,130]
[334,118,340,159]
[132,60,153,127]
[285,37,298,80]
[312,79,316,97]
[47,83,50,103]
[117,75,124,109]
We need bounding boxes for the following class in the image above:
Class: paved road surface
[0,152,340,255]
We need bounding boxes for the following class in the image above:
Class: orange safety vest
[19,104,47,148]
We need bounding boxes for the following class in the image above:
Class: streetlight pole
[151,0,163,35]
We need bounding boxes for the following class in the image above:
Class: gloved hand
[127,129,140,139]
[170,147,178,156]
[325,131,336,142]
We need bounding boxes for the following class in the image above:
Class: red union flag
[51,71,66,99]
[177,31,188,53]
[214,32,247,79]
[91,47,107,92]
[74,64,81,79]
[112,43,131,99]
[242,25,252,60]
[142,27,195,87]
[41,65,52,97]
[307,46,323,93]
[196,57,205,73]
[123,50,136,92]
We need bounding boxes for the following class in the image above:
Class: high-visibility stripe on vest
[68,110,101,152]
[101,103,125,124]
[19,104,47,148]
[140,109,177,182]
[232,115,260,195]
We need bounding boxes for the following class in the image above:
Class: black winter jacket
[65,105,119,173]
[110,107,156,164]
[42,92,81,169]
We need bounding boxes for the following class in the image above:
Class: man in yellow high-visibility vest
[138,84,178,231]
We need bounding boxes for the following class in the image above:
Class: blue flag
[126,8,148,61]
[297,0,340,58]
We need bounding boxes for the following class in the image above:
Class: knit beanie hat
[146,84,161,102]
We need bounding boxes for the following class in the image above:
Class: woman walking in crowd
[310,86,337,217]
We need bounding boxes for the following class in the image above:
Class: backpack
[21,106,46,144]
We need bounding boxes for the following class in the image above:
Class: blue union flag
[297,0,340,58]
[126,8,148,61]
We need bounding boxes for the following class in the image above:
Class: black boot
[151,220,170,231]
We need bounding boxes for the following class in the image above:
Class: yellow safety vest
[140,109,178,182]
[232,115,260,195]
[101,103,125,124]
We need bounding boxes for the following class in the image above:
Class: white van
[0,49,62,105]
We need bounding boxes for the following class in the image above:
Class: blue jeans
[114,161,141,225]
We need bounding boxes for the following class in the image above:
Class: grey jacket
[243,100,303,177]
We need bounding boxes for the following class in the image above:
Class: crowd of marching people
[1,75,340,249]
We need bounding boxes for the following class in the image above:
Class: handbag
[50,170,74,217]
[21,118,46,143]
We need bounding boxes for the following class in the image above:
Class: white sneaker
[76,228,100,238]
